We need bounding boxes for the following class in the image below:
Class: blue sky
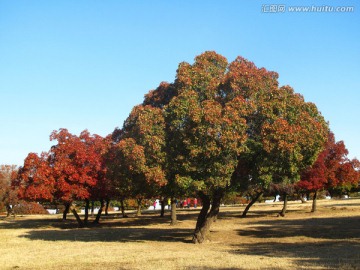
[1,0,359,166]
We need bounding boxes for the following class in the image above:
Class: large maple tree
[134,51,328,241]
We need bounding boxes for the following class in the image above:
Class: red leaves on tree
[298,132,360,192]
[14,129,110,205]
[49,129,108,202]
[15,152,54,201]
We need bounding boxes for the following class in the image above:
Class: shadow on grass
[1,211,200,243]
[230,240,360,269]
[231,215,360,269]
[236,216,360,240]
[217,207,306,220]
[0,217,68,229]
[0,210,201,230]
[185,267,247,270]
[20,227,194,243]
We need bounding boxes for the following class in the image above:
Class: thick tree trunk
[136,198,142,216]
[84,199,90,225]
[120,198,128,218]
[311,190,318,212]
[279,193,288,217]
[192,189,223,244]
[70,205,84,227]
[242,191,263,218]
[105,199,110,216]
[94,199,105,224]
[170,198,177,226]
[63,203,70,220]
[160,198,165,217]
[192,192,211,244]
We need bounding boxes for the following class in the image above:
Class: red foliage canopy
[298,132,360,192]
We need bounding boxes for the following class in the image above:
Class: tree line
[1,51,359,243]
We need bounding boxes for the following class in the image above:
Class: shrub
[13,201,49,215]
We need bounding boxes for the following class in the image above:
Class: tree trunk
[63,203,70,220]
[105,199,110,216]
[120,198,128,218]
[91,201,95,217]
[6,204,11,217]
[54,202,59,214]
[160,198,165,217]
[94,199,105,224]
[84,199,90,225]
[311,190,318,212]
[136,198,142,216]
[192,189,223,244]
[279,193,288,217]
[299,193,307,203]
[6,204,15,218]
[170,198,177,226]
[70,205,84,227]
[192,192,211,244]
[242,191,263,218]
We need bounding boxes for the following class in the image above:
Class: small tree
[0,165,19,217]
[78,131,110,224]
[14,152,55,215]
[15,129,108,227]
[298,132,360,212]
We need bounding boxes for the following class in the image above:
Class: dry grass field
[1,198,359,270]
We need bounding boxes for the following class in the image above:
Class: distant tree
[48,129,98,225]
[14,152,54,203]
[324,137,360,197]
[332,158,360,195]
[122,105,167,203]
[77,131,110,224]
[0,165,18,216]
[298,132,360,212]
[14,129,108,226]
[104,139,130,218]
[107,138,150,216]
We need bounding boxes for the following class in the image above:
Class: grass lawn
[1,198,359,270]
